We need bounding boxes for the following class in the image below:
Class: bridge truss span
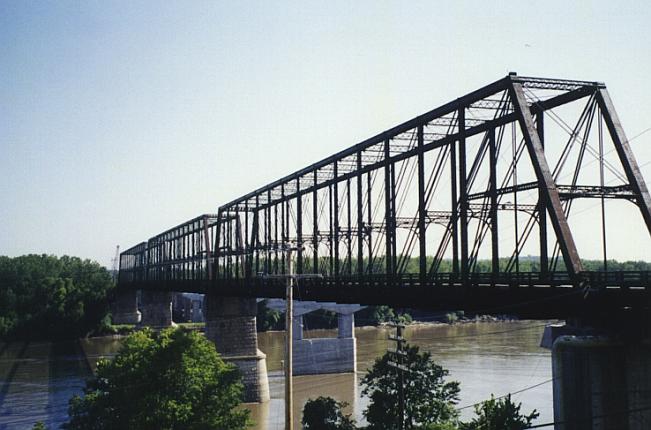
[215,75,651,284]
[119,74,651,315]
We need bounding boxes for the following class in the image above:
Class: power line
[524,405,651,429]
[456,378,555,411]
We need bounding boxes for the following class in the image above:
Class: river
[0,321,554,429]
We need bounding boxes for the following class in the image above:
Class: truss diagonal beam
[509,81,584,277]
[595,89,651,236]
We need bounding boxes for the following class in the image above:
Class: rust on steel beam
[417,125,426,282]
[537,112,549,275]
[489,128,499,274]
[595,89,651,236]
[458,107,469,279]
[508,81,584,277]
[357,151,364,275]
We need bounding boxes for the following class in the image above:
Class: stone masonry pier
[139,290,174,328]
[111,289,141,325]
[204,294,270,403]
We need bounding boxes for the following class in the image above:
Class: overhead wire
[524,405,651,429]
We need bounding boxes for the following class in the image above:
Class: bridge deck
[120,272,651,319]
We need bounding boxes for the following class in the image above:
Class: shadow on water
[0,342,29,410]
[44,341,94,429]
[0,344,10,360]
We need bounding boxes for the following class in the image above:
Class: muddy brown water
[0,321,553,429]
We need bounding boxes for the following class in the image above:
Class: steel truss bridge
[119,74,651,319]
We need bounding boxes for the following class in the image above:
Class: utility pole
[285,249,294,430]
[387,323,407,430]
[264,246,321,430]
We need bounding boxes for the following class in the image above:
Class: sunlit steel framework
[120,215,219,283]
[119,74,651,314]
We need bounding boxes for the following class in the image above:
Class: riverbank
[91,316,534,340]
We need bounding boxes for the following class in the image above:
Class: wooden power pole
[285,249,294,430]
[388,323,407,430]
[264,246,320,430]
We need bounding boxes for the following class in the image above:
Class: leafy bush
[362,343,460,429]
[445,313,459,324]
[460,394,539,430]
[64,328,249,430]
[302,396,355,430]
[355,306,413,326]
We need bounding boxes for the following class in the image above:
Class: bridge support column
[191,299,203,322]
[111,289,141,325]
[139,290,174,328]
[292,311,357,376]
[543,320,651,430]
[204,294,269,403]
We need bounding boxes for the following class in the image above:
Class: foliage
[176,322,205,330]
[355,305,412,326]
[32,422,47,430]
[395,312,413,325]
[444,312,459,324]
[460,394,539,430]
[257,299,284,332]
[0,254,114,340]
[304,309,339,329]
[93,323,136,337]
[421,423,460,430]
[64,328,249,430]
[302,396,356,430]
[361,343,460,429]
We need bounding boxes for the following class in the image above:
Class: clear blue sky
[2,1,651,266]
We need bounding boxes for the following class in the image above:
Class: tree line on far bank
[0,254,114,340]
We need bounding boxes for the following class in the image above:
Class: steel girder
[120,74,651,292]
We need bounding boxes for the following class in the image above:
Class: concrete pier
[543,321,651,430]
[265,300,363,376]
[111,289,141,325]
[204,295,269,403]
[291,313,357,375]
[139,290,174,328]
[191,299,203,322]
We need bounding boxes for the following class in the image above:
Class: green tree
[64,328,249,430]
[460,394,538,430]
[361,344,460,429]
[355,306,412,326]
[257,299,284,331]
[302,396,356,430]
[0,254,114,340]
